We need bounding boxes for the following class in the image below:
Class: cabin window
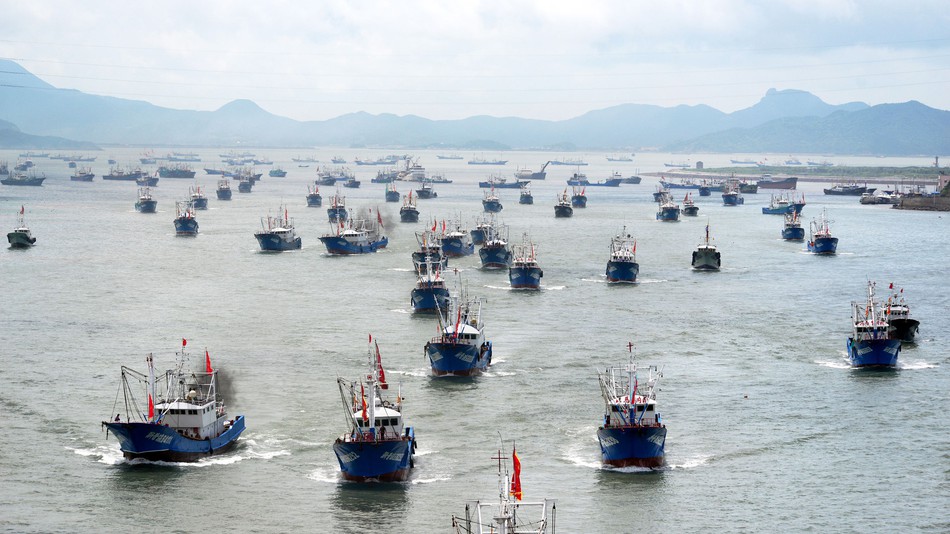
[611,406,621,412]
[646,406,654,411]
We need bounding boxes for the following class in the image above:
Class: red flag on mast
[375,342,388,389]
[20,205,25,215]
[360,383,368,421]
[205,350,213,374]
[182,338,187,348]
[148,394,154,421]
[510,447,523,501]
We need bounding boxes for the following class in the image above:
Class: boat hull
[102,416,246,462]
[426,340,492,376]
[482,200,503,213]
[847,337,901,368]
[399,208,419,223]
[333,432,415,482]
[509,265,543,289]
[807,236,838,254]
[722,193,744,206]
[7,231,36,248]
[554,205,573,218]
[319,235,388,255]
[174,218,199,236]
[571,196,587,208]
[656,207,680,221]
[192,198,208,210]
[762,203,805,215]
[692,247,721,270]
[135,200,158,213]
[597,425,666,468]
[606,260,639,283]
[385,191,400,202]
[757,177,798,190]
[441,238,474,258]
[887,318,920,343]
[328,207,348,222]
[479,245,512,269]
[411,286,450,313]
[782,226,805,240]
[682,205,699,216]
[306,194,322,207]
[519,194,534,205]
[255,233,302,251]
[217,189,232,201]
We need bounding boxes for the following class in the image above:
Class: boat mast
[146,353,155,422]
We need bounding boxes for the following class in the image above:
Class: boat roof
[351,406,401,418]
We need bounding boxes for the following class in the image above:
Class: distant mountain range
[1,59,948,155]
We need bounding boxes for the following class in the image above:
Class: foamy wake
[637,278,668,284]
[667,455,711,470]
[411,475,451,484]
[900,360,938,370]
[308,465,342,483]
[390,308,411,314]
[70,434,291,467]
[815,359,851,369]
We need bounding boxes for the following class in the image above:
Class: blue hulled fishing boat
[482,188,503,213]
[479,222,512,270]
[847,281,901,368]
[721,183,744,206]
[385,182,400,202]
[412,229,446,273]
[470,214,492,245]
[883,285,920,343]
[682,193,699,216]
[173,201,199,236]
[807,209,838,254]
[761,193,805,215]
[571,186,587,208]
[411,257,450,313]
[101,344,246,462]
[268,167,287,178]
[691,224,721,271]
[425,286,492,376]
[216,179,232,200]
[782,212,805,240]
[237,177,253,193]
[554,189,573,218]
[509,233,543,290]
[656,198,680,221]
[400,192,420,223]
[327,190,347,222]
[306,184,322,207]
[519,183,534,204]
[7,206,36,248]
[320,210,388,255]
[416,181,437,199]
[441,220,475,258]
[190,184,208,210]
[333,337,416,481]
[135,187,158,213]
[605,228,638,283]
[255,206,302,251]
[136,174,160,187]
[597,348,666,468]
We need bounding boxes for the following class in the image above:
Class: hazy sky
[2,1,948,121]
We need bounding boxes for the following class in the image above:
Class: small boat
[721,183,745,206]
[189,184,208,210]
[371,168,399,184]
[1,171,46,186]
[605,228,638,283]
[653,187,671,203]
[478,176,524,189]
[342,178,361,189]
[781,212,805,241]
[237,177,254,193]
[134,188,158,213]
[14,159,34,171]
[451,447,557,534]
[333,337,416,481]
[509,233,543,290]
[824,182,869,196]
[567,172,621,187]
[101,344,246,462]
[411,257,451,313]
[136,174,160,187]
[173,201,199,236]
[216,179,232,201]
[468,157,508,165]
[606,154,634,162]
[597,348,666,468]
[255,206,302,251]
[412,229,446,273]
[436,154,464,160]
[698,185,711,197]
[306,184,322,207]
[550,157,588,166]
[268,167,287,178]
[327,190,347,222]
[479,222,512,270]
[664,162,690,169]
[682,193,699,216]
[71,167,95,182]
[103,166,145,181]
[292,156,319,163]
[424,282,492,376]
[470,214,492,245]
[482,188,503,213]
[847,281,901,368]
[7,206,36,248]
[415,181,437,199]
[761,193,805,215]
[571,186,587,208]
[659,177,698,190]
[331,156,346,164]
[319,210,388,255]
[385,182,400,202]
[158,164,196,179]
[656,199,680,221]
[757,175,798,190]
[730,158,757,165]
[622,175,642,184]
[882,284,920,343]
[691,223,721,270]
[399,192,419,223]
[440,219,475,258]
[554,189,573,218]
[784,158,802,166]
[519,182,534,204]
[514,161,549,181]
[807,209,838,254]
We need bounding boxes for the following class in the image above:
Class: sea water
[0,149,947,532]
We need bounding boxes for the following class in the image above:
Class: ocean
[1,149,947,532]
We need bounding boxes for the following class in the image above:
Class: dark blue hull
[470,228,487,245]
[554,205,573,218]
[306,194,322,207]
[597,425,666,468]
[656,207,680,221]
[571,196,587,208]
[519,194,534,204]
[683,205,699,216]
[808,236,838,254]
[174,218,199,235]
[256,233,302,251]
[441,238,474,258]
[386,191,401,202]
[320,236,388,255]
[328,207,348,222]
[135,200,158,213]
[509,265,543,289]
[482,200,503,213]
[762,203,804,215]
[782,227,805,240]
[217,189,232,200]
[606,260,639,283]
[192,198,208,210]
[411,286,450,313]
[400,207,419,223]
[426,340,492,376]
[847,337,901,368]
[333,431,415,482]
[698,186,711,196]
[479,245,512,269]
[238,181,253,193]
[103,416,245,462]
[412,251,447,272]
[722,194,744,206]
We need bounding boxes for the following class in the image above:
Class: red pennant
[205,350,213,374]
[510,447,522,501]
[148,394,154,421]
[375,342,388,389]
[182,338,187,348]
[360,383,368,422]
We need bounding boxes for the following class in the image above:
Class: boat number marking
[145,432,174,444]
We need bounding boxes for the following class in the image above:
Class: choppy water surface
[1,150,948,532]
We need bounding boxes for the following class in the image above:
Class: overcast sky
[2,1,948,121]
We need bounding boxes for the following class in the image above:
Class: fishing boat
[519,182,534,204]
[158,164,197,179]
[514,161,549,180]
[721,183,745,206]
[478,176,524,189]
[342,178,361,189]
[847,281,902,368]
[781,212,805,241]
[385,182,400,203]
[71,167,95,182]
[882,284,920,343]
[327,190,347,222]
[509,233,543,290]
[436,154,464,160]
[571,186,587,208]
[656,198,680,221]
[7,206,36,248]
[237,177,254,193]
[216,179,232,200]
[412,229,446,273]
[451,447,557,534]
[415,181,437,199]
[761,193,805,215]
[424,283,492,376]
[622,175,642,184]
[682,193,699,216]
[305,184,322,207]
[441,219,475,258]
[691,223,721,270]
[399,192,419,223]
[607,154,634,162]
[134,188,158,213]
[2,171,46,186]
[468,157,508,165]
[173,201,199,236]
[319,210,388,255]
[101,343,246,462]
[254,206,302,251]
[550,157,588,166]
[411,257,451,313]
[730,158,757,165]
[824,182,869,196]
[597,348,666,468]
[268,167,287,178]
[659,177,698,189]
[189,184,208,210]
[567,172,621,187]
[554,189,573,218]
[470,214,492,246]
[653,187,671,203]
[136,174,160,187]
[371,168,399,183]
[482,188,503,213]
[807,209,838,254]
[479,222,512,270]
[605,228,638,283]
[331,156,346,164]
[664,162,690,169]
[757,175,798,190]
